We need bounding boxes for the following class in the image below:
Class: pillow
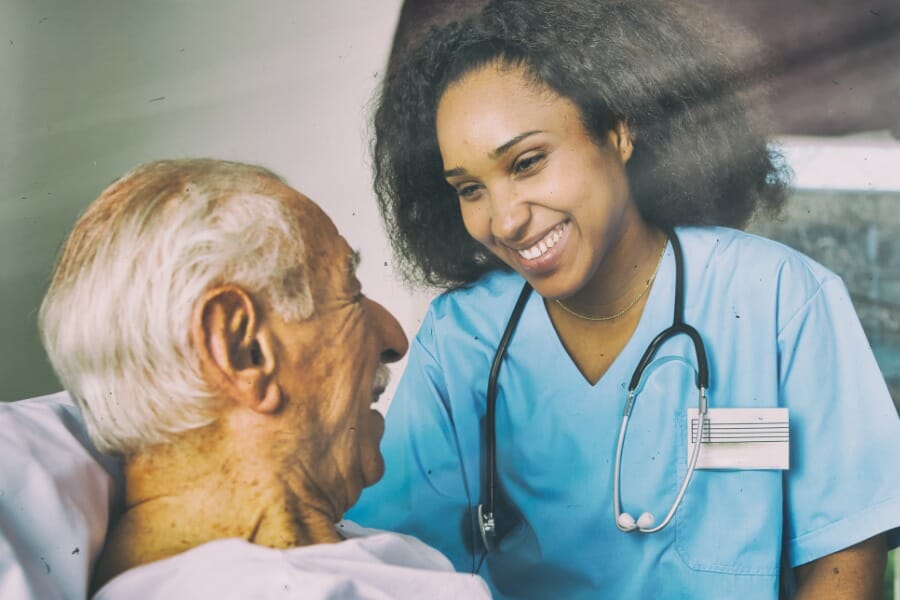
[0,391,123,600]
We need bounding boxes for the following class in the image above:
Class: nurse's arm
[793,533,886,600]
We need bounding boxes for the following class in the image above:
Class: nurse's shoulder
[681,226,844,309]
[425,269,527,338]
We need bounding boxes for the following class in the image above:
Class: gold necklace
[555,239,667,322]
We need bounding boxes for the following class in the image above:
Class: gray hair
[39,159,314,455]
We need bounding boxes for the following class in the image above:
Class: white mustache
[372,364,391,393]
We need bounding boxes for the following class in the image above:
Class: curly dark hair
[373,0,789,289]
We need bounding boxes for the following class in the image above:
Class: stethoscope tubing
[479,228,710,552]
[479,280,532,550]
[613,386,708,533]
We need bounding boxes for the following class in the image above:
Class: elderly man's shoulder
[94,520,491,599]
[0,392,124,600]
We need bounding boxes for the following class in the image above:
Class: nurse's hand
[793,533,886,600]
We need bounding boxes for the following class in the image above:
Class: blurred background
[2,0,898,596]
[4,0,896,408]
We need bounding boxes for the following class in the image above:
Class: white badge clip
[687,407,789,470]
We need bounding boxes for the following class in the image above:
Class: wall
[0,0,431,404]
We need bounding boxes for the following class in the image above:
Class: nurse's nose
[363,297,409,363]
[489,185,530,243]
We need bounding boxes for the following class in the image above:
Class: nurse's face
[436,64,640,300]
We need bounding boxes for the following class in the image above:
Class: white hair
[39,159,314,456]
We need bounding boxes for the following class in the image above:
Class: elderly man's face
[269,193,408,511]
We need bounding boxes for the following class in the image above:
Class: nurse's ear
[610,121,634,164]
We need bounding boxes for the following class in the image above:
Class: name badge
[687,408,789,470]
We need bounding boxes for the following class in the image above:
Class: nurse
[348,0,900,597]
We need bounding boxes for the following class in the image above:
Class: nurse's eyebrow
[489,130,543,159]
[442,130,544,178]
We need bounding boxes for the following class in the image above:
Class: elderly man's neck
[92,423,343,592]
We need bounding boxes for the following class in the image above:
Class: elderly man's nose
[364,297,409,363]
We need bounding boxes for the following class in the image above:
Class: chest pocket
[673,409,784,575]
[635,352,784,576]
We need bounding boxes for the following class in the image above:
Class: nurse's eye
[513,152,546,175]
[456,183,484,201]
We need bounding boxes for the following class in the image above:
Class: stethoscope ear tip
[617,513,637,531]
[636,512,655,529]
[617,511,656,532]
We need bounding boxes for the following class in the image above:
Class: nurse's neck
[564,218,667,318]
[546,218,667,385]
[91,413,343,595]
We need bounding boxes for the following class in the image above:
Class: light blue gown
[349,226,900,599]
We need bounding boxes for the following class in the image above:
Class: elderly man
[37,159,490,598]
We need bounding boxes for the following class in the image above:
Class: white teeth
[517,223,566,260]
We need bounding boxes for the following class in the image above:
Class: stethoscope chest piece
[477,504,495,552]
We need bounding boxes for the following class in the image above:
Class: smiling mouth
[517,222,568,260]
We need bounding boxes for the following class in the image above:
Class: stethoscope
[476,228,710,553]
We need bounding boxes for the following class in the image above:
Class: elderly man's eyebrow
[348,250,364,302]
[349,249,362,271]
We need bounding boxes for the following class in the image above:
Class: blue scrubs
[349,227,900,599]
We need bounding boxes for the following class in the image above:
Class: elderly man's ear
[191,286,282,414]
